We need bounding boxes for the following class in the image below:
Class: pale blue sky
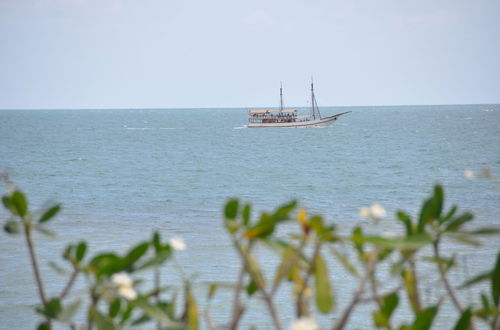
[0,0,499,109]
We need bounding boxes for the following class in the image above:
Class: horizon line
[0,102,499,111]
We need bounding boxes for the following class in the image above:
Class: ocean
[1,105,499,329]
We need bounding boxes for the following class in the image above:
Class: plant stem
[296,241,321,317]
[154,266,161,330]
[333,250,378,330]
[229,262,246,330]
[60,268,78,300]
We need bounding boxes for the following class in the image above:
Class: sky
[0,0,499,109]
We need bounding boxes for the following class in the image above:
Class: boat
[247,81,351,128]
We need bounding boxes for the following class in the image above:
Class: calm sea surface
[1,105,500,329]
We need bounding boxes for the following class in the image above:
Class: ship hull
[247,113,344,128]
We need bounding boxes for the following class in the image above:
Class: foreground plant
[2,172,500,329]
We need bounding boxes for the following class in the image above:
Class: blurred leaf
[446,213,474,232]
[207,284,217,300]
[314,253,334,313]
[445,232,481,246]
[480,293,491,315]
[352,227,364,255]
[363,234,432,250]
[109,299,121,318]
[330,247,359,278]
[183,283,199,330]
[246,279,258,296]
[224,199,239,220]
[272,200,296,222]
[76,241,87,262]
[403,269,420,314]
[49,261,68,275]
[417,199,434,233]
[458,271,491,289]
[373,292,399,327]
[247,254,266,289]
[244,216,275,239]
[492,251,500,306]
[124,242,149,269]
[89,253,124,276]
[90,307,116,330]
[422,256,455,272]
[12,190,28,217]
[33,224,56,238]
[465,227,500,235]
[2,195,14,212]
[274,245,297,284]
[59,299,81,322]
[36,298,61,319]
[139,247,172,270]
[132,300,178,327]
[120,304,133,325]
[36,322,49,330]
[130,314,150,326]
[3,220,19,234]
[242,204,251,226]
[152,231,161,251]
[396,211,413,236]
[39,205,61,223]
[439,205,457,225]
[453,308,472,330]
[412,305,438,330]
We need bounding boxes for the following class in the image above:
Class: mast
[310,78,322,120]
[279,81,284,111]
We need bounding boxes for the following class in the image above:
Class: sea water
[1,105,499,329]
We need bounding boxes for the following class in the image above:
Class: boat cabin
[248,109,298,124]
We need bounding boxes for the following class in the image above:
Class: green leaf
[246,279,258,296]
[272,200,296,222]
[440,205,457,224]
[36,298,62,319]
[330,247,359,278]
[124,242,149,269]
[152,232,161,252]
[184,284,199,330]
[59,299,81,322]
[403,269,420,314]
[109,299,121,318]
[453,308,472,330]
[2,196,14,212]
[207,284,217,300]
[89,253,124,276]
[352,227,364,255]
[39,205,61,223]
[381,292,399,319]
[396,210,413,236]
[132,300,179,327]
[446,213,474,232]
[314,253,334,313]
[242,204,251,226]
[224,199,239,220]
[76,241,87,262]
[412,305,439,330]
[12,190,28,217]
[90,307,116,330]
[492,251,500,306]
[458,271,491,289]
[33,224,56,238]
[3,221,19,234]
[37,322,49,330]
[363,234,432,250]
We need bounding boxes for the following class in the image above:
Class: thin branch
[233,239,284,330]
[270,238,307,297]
[296,241,322,317]
[332,250,379,330]
[60,268,79,300]
[229,262,246,330]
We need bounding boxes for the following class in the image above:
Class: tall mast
[280,81,284,111]
[310,77,322,120]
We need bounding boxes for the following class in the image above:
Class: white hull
[248,113,347,128]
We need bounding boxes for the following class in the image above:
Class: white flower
[289,317,319,330]
[359,203,386,218]
[111,272,137,300]
[370,203,386,218]
[118,286,137,300]
[111,272,133,287]
[464,170,475,179]
[169,237,186,251]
